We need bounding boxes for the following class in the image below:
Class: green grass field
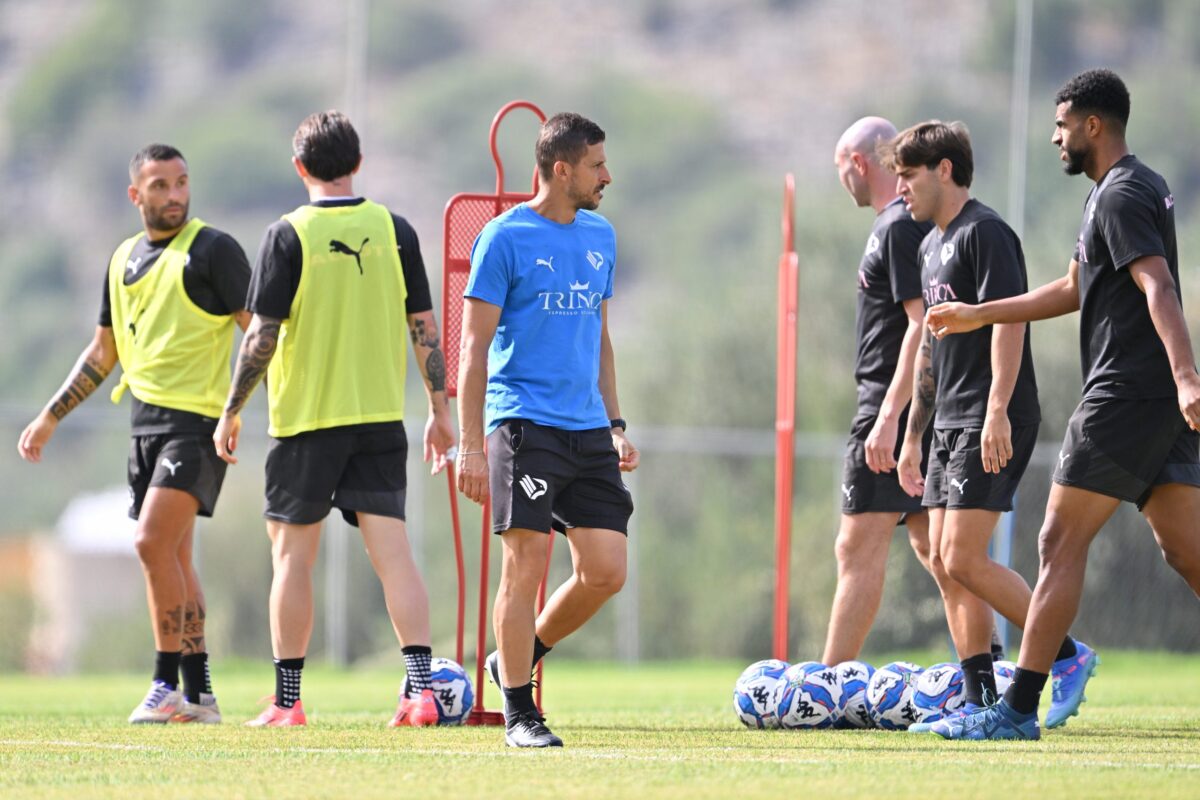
[1,652,1198,799]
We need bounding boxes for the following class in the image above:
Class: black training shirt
[98,225,251,435]
[918,199,1040,429]
[246,198,433,320]
[853,197,932,414]
[1074,155,1179,400]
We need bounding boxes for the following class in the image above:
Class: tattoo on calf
[160,605,184,638]
[49,358,109,420]
[225,320,281,415]
[182,601,207,655]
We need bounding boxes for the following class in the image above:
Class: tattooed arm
[18,326,119,463]
[407,310,455,474]
[213,313,281,464]
[896,325,936,497]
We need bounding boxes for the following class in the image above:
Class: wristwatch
[609,418,627,432]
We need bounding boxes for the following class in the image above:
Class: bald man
[822,117,937,682]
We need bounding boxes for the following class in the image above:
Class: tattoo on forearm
[425,348,446,393]
[182,600,206,655]
[908,332,936,436]
[225,320,280,414]
[410,317,446,393]
[49,358,109,420]
[159,605,183,638]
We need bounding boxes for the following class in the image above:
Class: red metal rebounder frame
[442,100,553,725]
[773,175,799,662]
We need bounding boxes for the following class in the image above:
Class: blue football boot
[931,700,1040,740]
[907,702,982,734]
[1046,640,1098,729]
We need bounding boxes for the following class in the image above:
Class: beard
[569,183,603,211]
[1062,144,1088,176]
[145,201,189,232]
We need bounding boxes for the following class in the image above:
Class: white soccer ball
[866,660,922,730]
[834,660,875,728]
[911,662,966,724]
[994,659,1017,698]
[733,659,788,729]
[401,657,474,725]
[777,662,843,729]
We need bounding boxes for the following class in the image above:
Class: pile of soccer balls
[733,658,1016,730]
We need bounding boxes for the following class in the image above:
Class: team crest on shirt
[940,242,955,265]
[1165,194,1175,210]
[865,234,881,256]
[585,250,605,270]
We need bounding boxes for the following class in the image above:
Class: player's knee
[133,529,173,566]
[579,562,625,596]
[1036,518,1081,568]
[940,545,976,584]
[833,526,872,568]
[907,532,932,569]
[1159,542,1200,584]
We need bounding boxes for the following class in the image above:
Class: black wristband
[609,417,626,432]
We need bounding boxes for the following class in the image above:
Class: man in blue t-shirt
[457,112,639,748]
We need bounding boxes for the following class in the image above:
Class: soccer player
[18,144,250,724]
[878,121,1089,734]
[925,69,1198,740]
[456,112,639,748]
[213,111,455,728]
[823,117,937,667]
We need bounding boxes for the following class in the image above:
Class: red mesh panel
[442,193,530,397]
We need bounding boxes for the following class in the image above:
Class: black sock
[274,657,305,708]
[502,682,538,722]
[180,653,212,703]
[1055,636,1077,662]
[402,645,433,696]
[990,629,1006,662]
[960,653,998,706]
[153,651,181,688]
[1004,668,1048,716]
[533,636,552,668]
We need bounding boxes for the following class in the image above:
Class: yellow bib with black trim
[107,218,235,418]
[267,201,408,437]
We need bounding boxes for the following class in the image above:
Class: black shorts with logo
[487,419,634,535]
[841,407,932,516]
[923,423,1038,512]
[1053,397,1200,509]
[264,422,407,527]
[128,433,228,520]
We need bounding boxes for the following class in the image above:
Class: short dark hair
[292,111,361,182]
[1054,68,1130,131]
[535,113,606,180]
[877,120,974,188]
[129,143,185,181]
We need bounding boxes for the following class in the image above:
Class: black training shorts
[923,424,1038,512]
[487,419,634,535]
[128,433,228,519]
[1053,396,1200,509]
[264,422,407,527]
[841,408,931,516]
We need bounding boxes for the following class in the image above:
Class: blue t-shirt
[464,203,617,434]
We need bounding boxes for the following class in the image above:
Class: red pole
[448,466,466,668]
[773,174,798,662]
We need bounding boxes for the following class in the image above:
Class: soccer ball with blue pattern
[911,662,965,724]
[777,662,842,729]
[402,657,474,725]
[733,659,789,729]
[866,661,922,730]
[834,660,875,728]
[994,659,1017,699]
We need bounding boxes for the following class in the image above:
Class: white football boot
[128,681,183,724]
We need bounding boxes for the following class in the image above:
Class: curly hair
[1054,69,1130,130]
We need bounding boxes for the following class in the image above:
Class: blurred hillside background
[2,0,1199,673]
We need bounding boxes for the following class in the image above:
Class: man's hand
[980,411,1012,474]
[17,412,58,463]
[456,450,489,505]
[1178,372,1200,431]
[213,413,242,465]
[896,437,925,498]
[926,302,985,339]
[864,414,899,473]
[424,408,456,475]
[612,429,640,472]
